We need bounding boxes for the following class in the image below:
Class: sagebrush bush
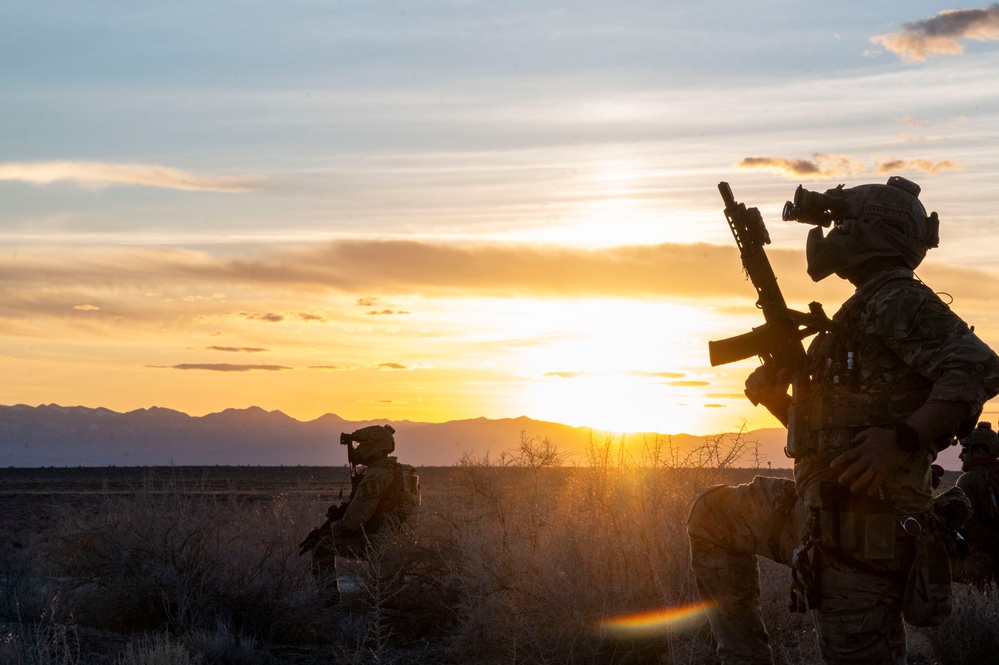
[930,582,999,665]
[428,432,740,664]
[55,470,312,636]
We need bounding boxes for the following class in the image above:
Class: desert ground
[0,440,995,664]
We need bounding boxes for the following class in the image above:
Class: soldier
[687,177,999,664]
[952,421,999,586]
[299,424,421,606]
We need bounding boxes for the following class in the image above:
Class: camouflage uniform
[953,459,999,586]
[311,455,415,604]
[689,269,999,664]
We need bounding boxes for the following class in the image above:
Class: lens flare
[598,601,713,637]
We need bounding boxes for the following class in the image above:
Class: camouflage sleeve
[957,471,989,516]
[869,282,999,413]
[337,465,395,533]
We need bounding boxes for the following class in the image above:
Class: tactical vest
[787,275,934,461]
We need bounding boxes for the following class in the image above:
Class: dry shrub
[0,600,79,665]
[55,471,311,637]
[929,582,999,665]
[431,431,741,664]
[115,632,200,665]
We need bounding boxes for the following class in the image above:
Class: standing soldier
[687,177,999,664]
[953,421,999,586]
[299,424,421,606]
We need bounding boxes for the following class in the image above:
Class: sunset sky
[3,1,999,436]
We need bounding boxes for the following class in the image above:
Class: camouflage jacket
[957,460,999,526]
[336,456,407,535]
[793,269,999,515]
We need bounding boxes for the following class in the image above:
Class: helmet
[802,176,939,281]
[347,424,396,464]
[960,421,999,457]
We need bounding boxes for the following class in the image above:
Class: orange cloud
[872,5,999,62]
[874,159,962,174]
[738,154,867,179]
[0,161,261,193]
[739,154,962,179]
[147,364,292,372]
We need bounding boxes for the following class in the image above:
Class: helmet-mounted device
[340,424,396,465]
[782,176,940,282]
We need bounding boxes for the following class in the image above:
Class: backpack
[396,463,422,515]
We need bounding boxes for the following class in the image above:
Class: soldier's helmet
[961,421,999,457]
[803,176,939,281]
[348,424,396,464]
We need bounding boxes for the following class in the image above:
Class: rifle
[708,183,827,455]
[298,445,363,556]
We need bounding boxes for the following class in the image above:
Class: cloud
[147,364,292,372]
[667,380,711,387]
[206,346,268,353]
[308,365,357,371]
[0,161,262,193]
[378,363,409,370]
[738,154,867,178]
[544,371,584,378]
[366,309,410,315]
[874,159,962,174]
[739,154,962,179]
[73,304,101,311]
[0,239,848,314]
[627,370,687,379]
[872,4,999,62]
[190,239,781,301]
[240,312,285,322]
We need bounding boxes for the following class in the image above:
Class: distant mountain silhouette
[0,403,792,468]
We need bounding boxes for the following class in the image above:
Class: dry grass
[4,431,994,664]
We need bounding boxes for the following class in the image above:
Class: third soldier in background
[299,424,421,606]
[687,177,999,664]
[953,421,999,587]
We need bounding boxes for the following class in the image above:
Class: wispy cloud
[874,158,962,174]
[0,161,262,193]
[739,154,961,179]
[206,346,268,353]
[872,4,999,62]
[147,364,292,372]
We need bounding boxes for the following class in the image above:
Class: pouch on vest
[903,530,952,626]
[818,481,894,559]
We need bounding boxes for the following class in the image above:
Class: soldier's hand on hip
[831,427,909,495]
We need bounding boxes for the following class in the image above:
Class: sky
[3,1,999,437]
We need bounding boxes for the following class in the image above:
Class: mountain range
[0,403,805,468]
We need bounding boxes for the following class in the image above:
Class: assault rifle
[708,183,826,432]
[298,433,364,556]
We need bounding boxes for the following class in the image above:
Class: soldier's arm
[956,472,987,516]
[336,466,395,533]
[832,286,999,494]
[832,401,968,495]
